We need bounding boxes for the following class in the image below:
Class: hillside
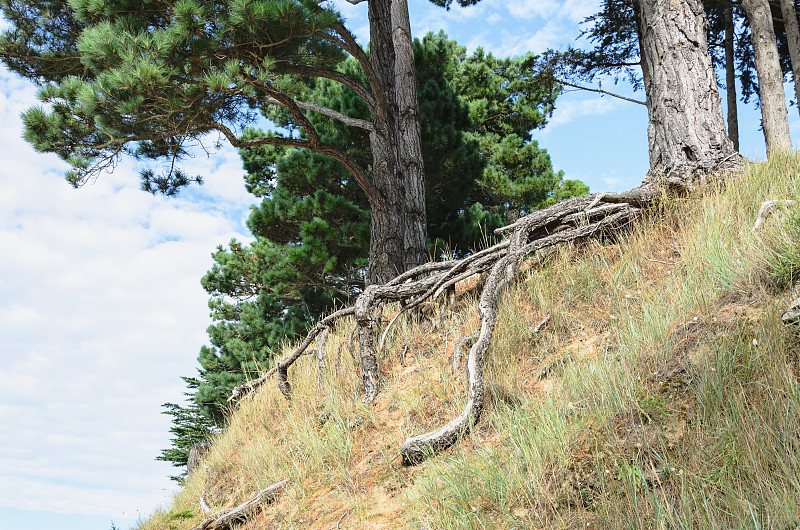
[140,155,800,529]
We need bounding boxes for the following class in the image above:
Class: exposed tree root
[451,334,474,373]
[191,479,288,530]
[228,186,667,462]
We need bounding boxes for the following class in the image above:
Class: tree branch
[555,77,647,105]
[330,24,383,114]
[287,64,376,109]
[263,95,373,131]
[210,121,382,205]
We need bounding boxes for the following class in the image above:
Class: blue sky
[0,1,796,529]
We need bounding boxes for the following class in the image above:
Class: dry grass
[138,153,800,530]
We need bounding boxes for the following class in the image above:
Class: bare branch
[263,95,373,130]
[210,119,382,205]
[555,77,647,105]
[288,64,376,109]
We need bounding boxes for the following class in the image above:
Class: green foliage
[0,0,347,193]
[0,0,588,475]
[156,379,217,483]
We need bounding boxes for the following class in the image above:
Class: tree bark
[634,0,738,181]
[742,0,793,153]
[364,0,428,285]
[391,0,427,272]
[187,441,211,476]
[191,479,288,530]
[366,124,407,285]
[725,4,740,151]
[780,0,800,117]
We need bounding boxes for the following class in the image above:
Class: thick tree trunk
[742,0,793,153]
[364,0,427,286]
[780,0,800,117]
[367,0,405,285]
[391,0,427,272]
[634,0,738,181]
[367,123,407,285]
[725,5,740,151]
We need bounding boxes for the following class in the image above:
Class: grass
[138,153,800,529]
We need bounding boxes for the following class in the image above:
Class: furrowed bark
[228,307,355,403]
[229,192,636,407]
[779,0,800,118]
[355,285,382,402]
[724,4,740,152]
[316,327,329,374]
[634,0,740,178]
[391,0,427,272]
[399,205,638,463]
[227,168,742,462]
[451,334,473,373]
[400,250,514,464]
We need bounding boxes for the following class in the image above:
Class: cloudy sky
[0,1,794,529]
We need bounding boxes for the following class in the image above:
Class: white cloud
[507,0,559,20]
[559,0,601,23]
[496,19,567,56]
[546,96,621,129]
[409,0,495,42]
[0,66,253,523]
[485,12,503,24]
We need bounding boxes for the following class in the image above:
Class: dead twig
[753,199,794,231]
[646,258,682,265]
[531,315,551,334]
[451,334,474,373]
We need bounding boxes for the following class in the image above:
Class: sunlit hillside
[140,154,800,529]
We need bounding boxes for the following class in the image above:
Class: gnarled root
[401,250,517,464]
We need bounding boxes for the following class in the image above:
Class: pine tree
[0,0,436,283]
[156,379,217,483]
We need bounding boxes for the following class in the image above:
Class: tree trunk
[742,0,793,153]
[725,4,740,151]
[634,0,738,181]
[231,0,752,464]
[364,0,428,286]
[391,0,427,272]
[367,123,407,285]
[780,0,800,117]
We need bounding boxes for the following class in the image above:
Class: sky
[0,1,797,529]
